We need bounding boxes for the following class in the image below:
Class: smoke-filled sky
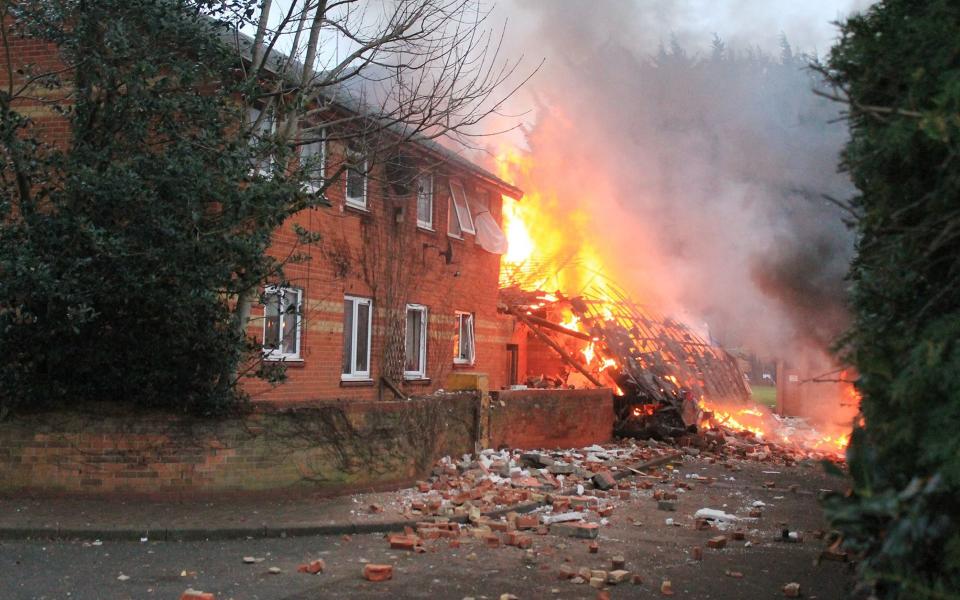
[485,0,872,360]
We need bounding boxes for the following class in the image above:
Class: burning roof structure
[493,151,852,460]
[500,273,750,439]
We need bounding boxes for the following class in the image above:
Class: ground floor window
[404,304,428,378]
[342,295,372,379]
[262,286,302,360]
[453,311,475,365]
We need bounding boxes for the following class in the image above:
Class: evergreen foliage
[0,0,311,414]
[822,1,960,596]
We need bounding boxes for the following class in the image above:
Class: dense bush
[0,1,303,415]
[823,1,960,596]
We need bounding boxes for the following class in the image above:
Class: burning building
[492,149,854,460]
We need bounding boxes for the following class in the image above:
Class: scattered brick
[725,570,744,578]
[515,514,539,530]
[589,541,599,554]
[589,577,605,589]
[611,556,625,570]
[558,564,577,580]
[607,570,631,584]
[692,546,702,561]
[707,536,728,549]
[661,579,674,596]
[181,591,215,600]
[362,564,393,582]
[783,582,801,597]
[593,472,616,491]
[731,530,746,540]
[388,534,421,551]
[297,559,325,574]
[551,522,600,539]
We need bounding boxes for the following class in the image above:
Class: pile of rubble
[392,441,679,521]
[352,437,849,596]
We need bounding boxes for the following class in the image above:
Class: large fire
[494,146,854,460]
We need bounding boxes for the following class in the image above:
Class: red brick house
[243,128,524,403]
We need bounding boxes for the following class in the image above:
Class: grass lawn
[752,384,777,408]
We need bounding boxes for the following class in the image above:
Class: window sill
[263,356,305,366]
[417,224,436,233]
[447,233,464,241]
[344,200,368,213]
[403,377,431,385]
[452,362,476,369]
[340,378,375,387]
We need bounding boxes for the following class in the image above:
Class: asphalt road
[0,457,855,600]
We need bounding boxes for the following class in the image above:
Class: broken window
[448,180,475,237]
[453,311,475,365]
[345,148,367,209]
[262,286,302,360]
[404,304,428,378]
[342,295,372,379]
[416,174,434,230]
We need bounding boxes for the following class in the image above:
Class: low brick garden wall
[487,388,614,450]
[0,393,478,498]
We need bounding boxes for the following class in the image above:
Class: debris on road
[297,559,325,574]
[363,564,394,582]
[180,590,215,600]
[783,582,801,597]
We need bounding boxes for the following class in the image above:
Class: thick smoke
[487,1,863,360]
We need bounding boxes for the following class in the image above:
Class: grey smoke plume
[488,1,863,359]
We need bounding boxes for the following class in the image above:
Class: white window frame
[448,181,476,237]
[404,304,428,379]
[342,295,373,380]
[301,129,326,194]
[261,285,303,361]
[453,311,475,365]
[247,106,276,176]
[416,174,434,230]
[345,148,368,209]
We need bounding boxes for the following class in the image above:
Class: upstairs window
[247,107,275,175]
[342,295,372,380]
[345,148,367,209]
[416,174,434,230]
[448,181,475,237]
[262,286,302,360]
[300,131,325,193]
[453,311,475,365]
[404,304,428,379]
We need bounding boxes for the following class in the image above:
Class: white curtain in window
[474,212,507,255]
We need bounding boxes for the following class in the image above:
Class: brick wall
[0,395,478,498]
[487,389,615,450]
